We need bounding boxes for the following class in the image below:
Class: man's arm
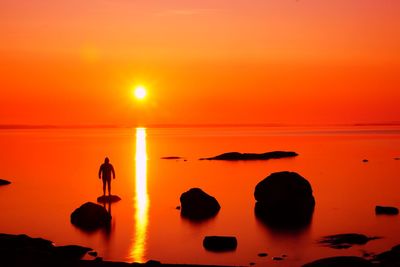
[98,165,103,179]
[111,165,116,179]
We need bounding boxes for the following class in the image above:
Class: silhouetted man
[98,157,115,196]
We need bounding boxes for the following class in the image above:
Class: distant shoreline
[1,122,400,130]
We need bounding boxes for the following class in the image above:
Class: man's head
[105,157,110,163]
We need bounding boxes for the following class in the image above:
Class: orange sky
[1,0,399,126]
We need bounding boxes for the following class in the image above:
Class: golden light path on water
[130,127,149,262]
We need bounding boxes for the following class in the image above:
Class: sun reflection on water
[131,127,149,262]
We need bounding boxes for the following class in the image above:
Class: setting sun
[133,86,147,100]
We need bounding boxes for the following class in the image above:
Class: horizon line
[1,122,400,130]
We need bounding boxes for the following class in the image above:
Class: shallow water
[0,126,399,266]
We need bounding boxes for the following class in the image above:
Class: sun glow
[133,86,147,100]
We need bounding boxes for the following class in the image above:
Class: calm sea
[0,126,399,266]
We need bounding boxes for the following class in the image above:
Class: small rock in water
[258,253,268,257]
[0,179,11,185]
[362,159,369,163]
[203,236,237,252]
[375,205,399,215]
[282,254,288,258]
[97,195,121,203]
[273,257,284,261]
[176,206,181,210]
[394,157,400,160]
[249,262,256,266]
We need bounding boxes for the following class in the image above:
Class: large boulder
[203,236,237,252]
[254,171,315,227]
[180,188,220,220]
[70,202,111,230]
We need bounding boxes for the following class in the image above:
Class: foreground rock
[0,179,11,185]
[71,202,111,230]
[254,171,315,227]
[375,205,399,215]
[180,188,220,220]
[200,151,298,161]
[97,195,121,203]
[302,256,373,267]
[374,244,400,266]
[0,233,92,266]
[203,236,237,252]
[0,233,238,267]
[319,233,379,249]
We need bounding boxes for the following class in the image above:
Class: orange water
[0,126,399,266]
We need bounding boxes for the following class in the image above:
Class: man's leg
[102,179,106,196]
[107,179,111,196]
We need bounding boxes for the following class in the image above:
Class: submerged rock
[70,202,111,230]
[161,156,183,160]
[254,171,315,227]
[302,256,373,267]
[180,188,220,220]
[0,179,11,185]
[319,233,379,249]
[203,236,237,252]
[97,195,121,203]
[200,151,298,161]
[375,205,399,215]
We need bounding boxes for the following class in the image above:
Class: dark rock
[146,259,162,265]
[180,188,220,220]
[53,245,92,260]
[258,253,268,257]
[302,256,373,267]
[203,236,237,252]
[0,233,92,266]
[200,151,298,161]
[254,171,315,228]
[374,243,400,266]
[375,205,399,215]
[0,179,11,185]
[362,159,369,163]
[272,257,284,261]
[249,262,256,266]
[71,202,111,230]
[176,206,181,210]
[161,156,183,160]
[97,195,121,203]
[394,157,400,160]
[319,233,379,249]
